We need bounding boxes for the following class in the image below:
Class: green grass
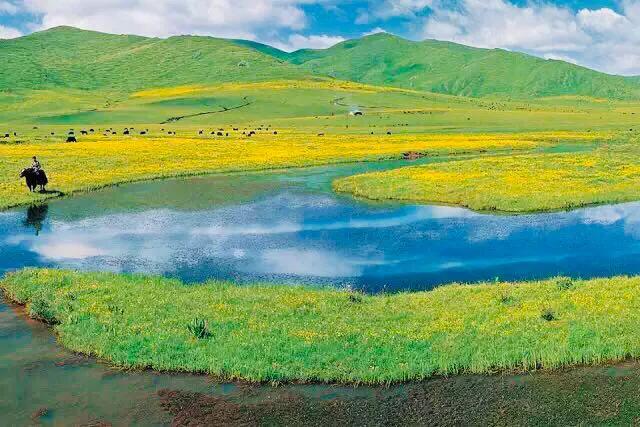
[288,33,640,99]
[333,137,640,213]
[4,269,640,384]
[3,27,640,100]
[0,26,306,92]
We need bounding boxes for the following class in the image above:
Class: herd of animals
[12,124,281,193]
[12,116,406,193]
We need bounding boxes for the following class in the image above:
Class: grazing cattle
[273,131,278,135]
[123,129,130,135]
[66,136,77,142]
[20,168,48,192]
[81,130,88,135]
[217,132,223,136]
[140,131,147,135]
[387,131,392,135]
[4,133,9,138]
[50,132,55,136]
[318,133,324,136]
[199,130,204,135]
[90,129,95,133]
[112,132,117,135]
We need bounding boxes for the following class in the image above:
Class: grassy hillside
[0,26,306,92]
[287,33,640,99]
[2,27,640,102]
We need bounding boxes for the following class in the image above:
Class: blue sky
[1,1,639,75]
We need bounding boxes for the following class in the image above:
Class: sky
[0,0,639,75]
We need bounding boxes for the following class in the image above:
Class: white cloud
[0,24,21,38]
[423,0,589,53]
[357,0,433,24]
[577,7,627,33]
[18,0,312,40]
[363,26,387,36]
[420,0,640,75]
[0,1,19,14]
[273,33,345,51]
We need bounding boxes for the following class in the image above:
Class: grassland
[4,268,640,384]
[1,129,565,210]
[290,33,640,99]
[4,26,640,100]
[3,74,639,211]
[334,136,640,212]
[3,30,640,214]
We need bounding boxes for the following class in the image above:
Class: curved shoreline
[4,269,640,385]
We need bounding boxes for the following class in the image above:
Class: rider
[31,156,41,172]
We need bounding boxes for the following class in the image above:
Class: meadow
[1,129,560,210]
[4,268,640,384]
[334,135,640,212]
[3,77,639,211]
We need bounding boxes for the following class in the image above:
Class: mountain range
[2,26,639,100]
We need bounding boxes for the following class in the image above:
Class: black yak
[20,168,48,192]
[66,136,77,142]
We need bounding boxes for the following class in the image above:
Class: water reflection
[3,174,640,292]
[22,204,48,236]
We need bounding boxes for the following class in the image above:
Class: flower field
[334,134,640,212]
[0,130,567,210]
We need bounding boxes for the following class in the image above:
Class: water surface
[4,161,640,424]
[3,161,640,292]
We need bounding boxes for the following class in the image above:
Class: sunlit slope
[287,33,640,99]
[3,27,640,101]
[0,26,306,91]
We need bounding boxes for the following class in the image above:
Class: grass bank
[334,138,640,213]
[3,269,640,384]
[0,131,566,210]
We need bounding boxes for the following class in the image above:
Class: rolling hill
[0,26,306,92]
[285,32,640,99]
[1,26,639,100]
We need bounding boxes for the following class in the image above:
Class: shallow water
[4,161,640,424]
[4,299,640,425]
[3,161,640,292]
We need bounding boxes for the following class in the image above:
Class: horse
[20,168,48,192]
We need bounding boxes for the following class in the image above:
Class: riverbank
[0,131,586,210]
[334,137,640,213]
[3,268,640,384]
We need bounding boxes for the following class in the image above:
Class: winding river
[4,160,640,424]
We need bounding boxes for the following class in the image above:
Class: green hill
[0,26,306,92]
[285,33,640,99]
[1,27,639,100]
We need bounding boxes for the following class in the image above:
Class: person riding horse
[20,156,48,192]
